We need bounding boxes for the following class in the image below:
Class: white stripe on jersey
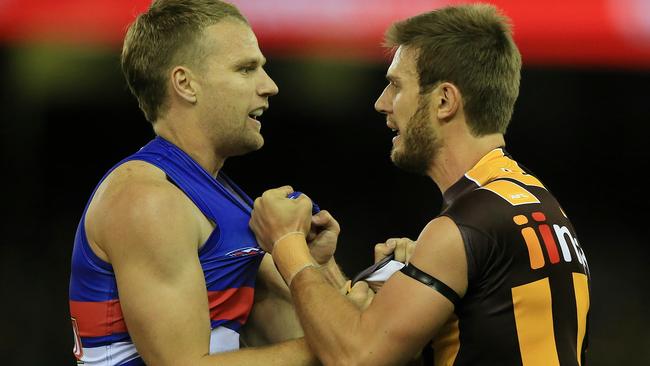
[209,326,240,353]
[79,341,138,365]
[79,326,240,365]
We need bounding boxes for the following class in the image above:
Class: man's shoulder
[91,160,181,213]
[105,159,167,188]
[444,185,508,221]
[85,160,200,252]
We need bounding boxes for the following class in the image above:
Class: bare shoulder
[356,216,467,363]
[85,160,202,261]
[417,216,463,254]
[409,216,468,297]
[89,160,178,208]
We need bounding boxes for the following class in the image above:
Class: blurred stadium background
[1,0,648,364]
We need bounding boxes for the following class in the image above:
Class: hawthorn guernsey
[69,137,264,365]
[432,148,590,365]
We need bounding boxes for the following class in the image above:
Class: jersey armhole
[164,173,222,256]
[440,214,477,284]
[78,216,114,273]
[439,214,493,291]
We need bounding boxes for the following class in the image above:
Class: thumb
[347,281,373,310]
[340,280,352,295]
[312,211,325,225]
[374,240,396,263]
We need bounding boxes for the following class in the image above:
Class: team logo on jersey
[513,211,587,270]
[225,247,265,257]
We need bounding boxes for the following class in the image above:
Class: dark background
[1,42,648,364]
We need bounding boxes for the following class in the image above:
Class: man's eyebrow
[235,57,266,67]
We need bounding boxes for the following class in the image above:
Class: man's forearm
[290,267,367,366]
[200,338,319,366]
[318,258,348,290]
[242,287,305,346]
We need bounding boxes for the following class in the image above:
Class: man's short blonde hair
[121,0,248,123]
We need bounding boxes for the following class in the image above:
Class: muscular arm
[88,171,317,366]
[242,209,349,346]
[262,212,468,365]
[241,254,304,346]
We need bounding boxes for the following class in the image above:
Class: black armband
[400,263,461,307]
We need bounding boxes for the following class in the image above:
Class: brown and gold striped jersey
[430,148,590,366]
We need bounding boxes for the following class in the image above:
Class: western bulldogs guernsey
[428,148,590,366]
[69,137,264,365]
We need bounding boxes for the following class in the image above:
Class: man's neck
[154,117,225,178]
[429,133,505,193]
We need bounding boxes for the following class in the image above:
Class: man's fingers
[347,281,374,309]
[395,237,416,264]
[276,186,294,197]
[406,238,416,263]
[366,287,375,306]
[311,210,340,231]
[262,185,293,197]
[374,240,396,263]
[380,237,416,263]
[340,280,352,295]
[394,238,408,262]
[312,210,329,225]
[349,281,369,295]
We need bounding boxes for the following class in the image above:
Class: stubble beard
[210,116,265,158]
[390,95,441,176]
[229,131,264,157]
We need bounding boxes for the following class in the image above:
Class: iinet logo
[513,211,587,270]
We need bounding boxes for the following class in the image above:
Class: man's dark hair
[385,4,521,135]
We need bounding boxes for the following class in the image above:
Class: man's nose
[374,86,391,114]
[259,68,279,97]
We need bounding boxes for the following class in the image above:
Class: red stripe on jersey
[208,287,254,325]
[69,299,127,337]
[539,225,561,264]
[70,288,254,337]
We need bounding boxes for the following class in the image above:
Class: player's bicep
[409,216,468,299]
[356,271,454,364]
[99,184,211,365]
[356,216,467,364]
[242,254,303,346]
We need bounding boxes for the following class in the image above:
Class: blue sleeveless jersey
[69,137,264,365]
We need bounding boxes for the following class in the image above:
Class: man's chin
[245,139,264,154]
[246,133,264,149]
[391,151,429,176]
[229,138,264,157]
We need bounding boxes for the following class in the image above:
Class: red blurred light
[1,0,649,68]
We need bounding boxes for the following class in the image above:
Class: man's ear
[435,82,461,121]
[170,66,198,104]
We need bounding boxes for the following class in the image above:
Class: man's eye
[240,66,256,74]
